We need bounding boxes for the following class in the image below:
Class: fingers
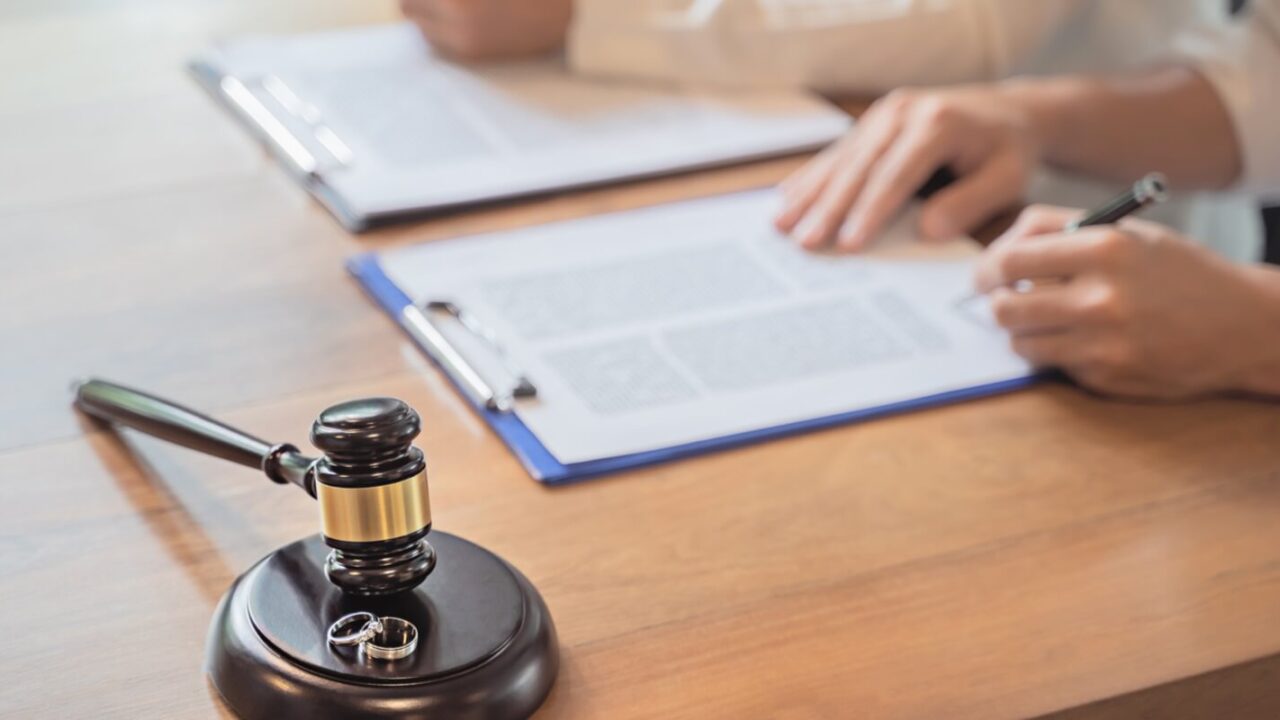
[402,0,503,59]
[988,285,1082,334]
[1008,331,1079,368]
[835,118,954,250]
[917,150,1025,241]
[793,138,893,249]
[974,227,1116,293]
[776,110,903,248]
[774,147,839,234]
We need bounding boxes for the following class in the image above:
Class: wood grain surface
[2,2,1279,718]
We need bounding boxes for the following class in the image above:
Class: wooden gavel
[73,378,436,596]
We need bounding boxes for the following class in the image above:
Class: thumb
[917,151,1026,241]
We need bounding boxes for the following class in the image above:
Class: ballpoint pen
[1064,172,1168,231]
[959,172,1169,302]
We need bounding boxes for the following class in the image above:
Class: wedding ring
[362,616,418,661]
[327,612,418,661]
[327,612,382,647]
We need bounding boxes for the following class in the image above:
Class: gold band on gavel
[316,471,432,544]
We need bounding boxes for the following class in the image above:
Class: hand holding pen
[972,173,1278,398]
[975,173,1168,294]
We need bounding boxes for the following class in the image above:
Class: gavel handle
[73,378,315,495]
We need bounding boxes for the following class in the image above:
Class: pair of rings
[327,612,418,661]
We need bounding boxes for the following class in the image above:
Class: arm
[1006,68,1241,190]
[402,0,1083,90]
[568,0,1081,92]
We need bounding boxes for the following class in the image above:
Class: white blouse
[565,0,1273,259]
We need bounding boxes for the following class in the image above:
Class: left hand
[975,205,1277,399]
[401,0,573,60]
[775,85,1041,252]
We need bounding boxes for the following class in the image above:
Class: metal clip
[401,300,537,413]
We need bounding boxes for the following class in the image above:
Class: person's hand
[975,205,1280,399]
[401,0,573,61]
[775,85,1042,251]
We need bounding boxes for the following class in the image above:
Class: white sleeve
[1190,0,1280,197]
[566,0,1083,93]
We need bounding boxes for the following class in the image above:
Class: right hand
[975,205,1280,399]
[775,85,1043,251]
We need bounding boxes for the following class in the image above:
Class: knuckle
[1080,285,1125,323]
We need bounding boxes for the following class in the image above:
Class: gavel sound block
[74,379,558,720]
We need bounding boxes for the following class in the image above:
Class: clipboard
[347,253,1039,485]
[189,62,369,230]
[187,24,851,233]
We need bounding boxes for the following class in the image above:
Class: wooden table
[4,2,1280,718]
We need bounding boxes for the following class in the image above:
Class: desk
[3,2,1280,718]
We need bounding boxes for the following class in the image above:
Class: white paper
[381,190,1031,464]
[199,24,850,219]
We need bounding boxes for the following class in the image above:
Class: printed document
[195,24,850,224]
[381,190,1030,464]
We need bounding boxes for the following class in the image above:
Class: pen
[1063,172,1168,232]
[958,172,1169,304]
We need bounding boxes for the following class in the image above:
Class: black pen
[958,172,1169,303]
[1064,172,1168,232]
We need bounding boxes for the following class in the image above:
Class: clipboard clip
[217,75,352,178]
[400,300,537,413]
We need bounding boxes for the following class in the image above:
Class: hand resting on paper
[401,0,573,60]
[974,205,1280,399]
[777,67,1239,254]
[775,84,1040,252]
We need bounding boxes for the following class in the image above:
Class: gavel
[73,377,558,719]
[74,377,435,596]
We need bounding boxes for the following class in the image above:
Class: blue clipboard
[347,253,1040,485]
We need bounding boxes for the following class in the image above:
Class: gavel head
[309,398,435,596]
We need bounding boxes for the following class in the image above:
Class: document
[193,24,850,229]
[379,190,1031,464]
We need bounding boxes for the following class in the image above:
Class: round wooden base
[206,532,558,719]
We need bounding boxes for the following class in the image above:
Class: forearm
[568,0,1073,92]
[1001,67,1242,190]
